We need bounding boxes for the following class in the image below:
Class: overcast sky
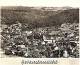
[0,0,80,7]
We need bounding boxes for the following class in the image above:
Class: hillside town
[1,22,79,58]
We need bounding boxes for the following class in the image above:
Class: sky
[0,0,80,7]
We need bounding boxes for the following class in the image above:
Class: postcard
[0,0,80,65]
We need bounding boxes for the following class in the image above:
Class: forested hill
[1,6,79,28]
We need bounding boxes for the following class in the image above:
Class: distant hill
[1,6,79,28]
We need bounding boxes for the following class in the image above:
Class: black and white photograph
[0,6,79,58]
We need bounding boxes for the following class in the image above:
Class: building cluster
[1,22,79,58]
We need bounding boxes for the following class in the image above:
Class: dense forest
[1,7,79,28]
